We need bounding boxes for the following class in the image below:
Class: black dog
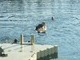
[35,22,46,33]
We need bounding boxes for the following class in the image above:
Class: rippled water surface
[0,0,80,60]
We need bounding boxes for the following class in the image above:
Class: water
[0,0,80,60]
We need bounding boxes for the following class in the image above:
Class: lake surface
[0,0,80,60]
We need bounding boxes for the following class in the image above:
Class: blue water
[0,0,80,60]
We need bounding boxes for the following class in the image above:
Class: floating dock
[0,35,58,60]
[0,43,58,60]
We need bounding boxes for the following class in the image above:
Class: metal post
[31,35,35,45]
[20,34,24,45]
